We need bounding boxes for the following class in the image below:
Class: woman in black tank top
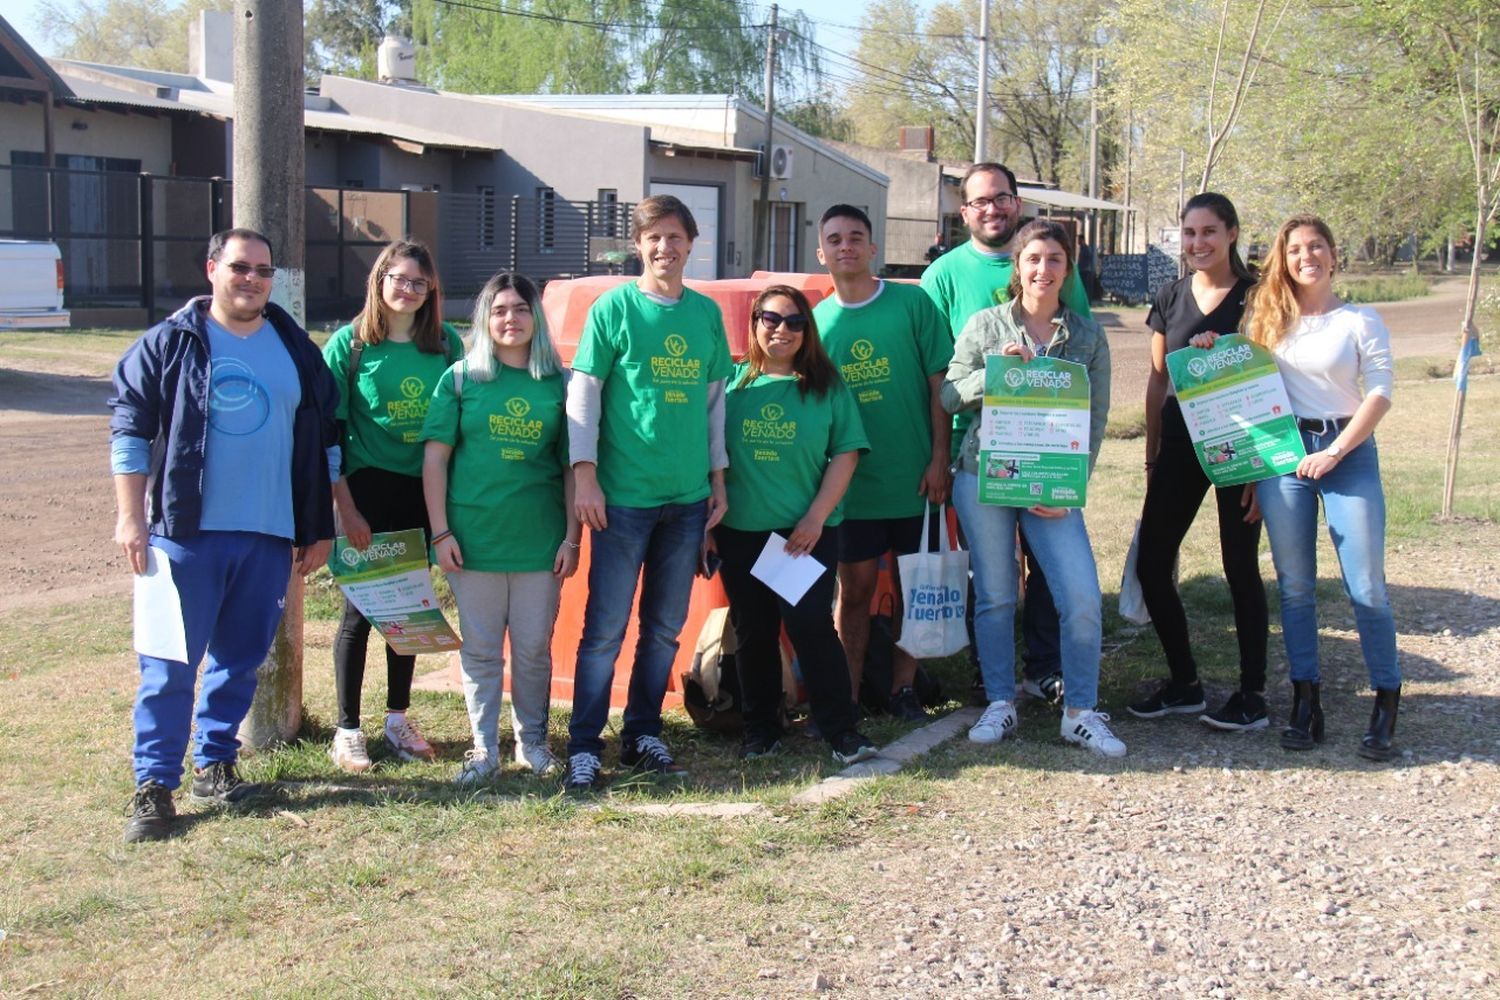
[1126,193,1270,732]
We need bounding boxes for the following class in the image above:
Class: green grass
[1334,272,1432,304]
[1,373,1496,995]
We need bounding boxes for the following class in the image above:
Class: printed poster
[1165,334,1306,487]
[978,355,1090,508]
[327,528,462,656]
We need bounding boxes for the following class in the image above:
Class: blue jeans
[133,531,292,788]
[952,472,1102,710]
[1257,430,1399,689]
[567,502,707,757]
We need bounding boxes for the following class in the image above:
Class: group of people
[109,165,1401,845]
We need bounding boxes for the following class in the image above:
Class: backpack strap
[346,334,365,407]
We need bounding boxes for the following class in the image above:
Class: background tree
[305,0,411,81]
[37,0,232,71]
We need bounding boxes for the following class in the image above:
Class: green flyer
[1165,334,1307,487]
[327,528,462,656]
[977,355,1090,508]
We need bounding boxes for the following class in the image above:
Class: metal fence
[0,164,635,324]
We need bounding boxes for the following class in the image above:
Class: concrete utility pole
[754,3,778,272]
[974,0,990,163]
[235,0,307,748]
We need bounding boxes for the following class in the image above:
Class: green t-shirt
[920,243,1093,457]
[722,366,870,532]
[323,322,465,477]
[419,362,569,573]
[814,281,953,520]
[572,282,733,508]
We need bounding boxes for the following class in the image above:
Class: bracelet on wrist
[431,529,454,545]
[562,540,581,550]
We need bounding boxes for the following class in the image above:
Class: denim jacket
[941,299,1111,477]
[109,297,340,546]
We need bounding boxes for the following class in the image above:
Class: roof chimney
[189,10,234,83]
[898,126,935,157]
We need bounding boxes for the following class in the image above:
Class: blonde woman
[1244,215,1398,759]
[323,240,462,771]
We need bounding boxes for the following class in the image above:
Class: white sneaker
[1061,710,1127,758]
[969,700,1017,744]
[330,727,372,772]
[454,747,498,785]
[516,742,561,777]
[384,712,436,762]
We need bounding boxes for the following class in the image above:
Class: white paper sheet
[133,545,188,662]
[749,532,827,606]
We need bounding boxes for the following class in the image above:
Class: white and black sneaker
[564,752,603,794]
[620,735,687,776]
[1062,710,1127,758]
[830,730,879,766]
[1020,671,1065,705]
[968,700,1018,744]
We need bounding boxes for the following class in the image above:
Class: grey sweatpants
[446,569,561,756]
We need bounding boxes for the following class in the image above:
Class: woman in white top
[1243,214,1399,760]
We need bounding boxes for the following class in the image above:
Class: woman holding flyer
[323,241,464,772]
[1127,193,1270,732]
[713,285,880,766]
[941,220,1123,757]
[1243,215,1398,760]
[421,272,580,782]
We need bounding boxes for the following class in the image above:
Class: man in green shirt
[814,204,953,723]
[564,194,734,791]
[921,163,1093,706]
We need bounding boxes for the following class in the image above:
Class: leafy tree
[37,0,232,71]
[412,0,631,93]
[306,0,411,81]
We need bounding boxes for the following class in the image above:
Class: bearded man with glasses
[920,163,1094,711]
[110,228,340,843]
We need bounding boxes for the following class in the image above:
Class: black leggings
[713,524,858,745]
[1136,398,1268,692]
[333,466,431,729]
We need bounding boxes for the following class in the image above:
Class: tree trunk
[1441,196,1488,518]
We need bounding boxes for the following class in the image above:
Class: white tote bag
[895,502,970,659]
[1118,519,1152,625]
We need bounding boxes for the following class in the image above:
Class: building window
[537,186,556,252]
[477,186,495,250]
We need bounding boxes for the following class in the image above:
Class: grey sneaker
[516,742,561,777]
[454,747,499,786]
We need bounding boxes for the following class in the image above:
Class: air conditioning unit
[769,144,794,179]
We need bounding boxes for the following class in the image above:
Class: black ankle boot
[1280,680,1324,750]
[1357,687,1401,761]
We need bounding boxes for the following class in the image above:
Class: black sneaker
[1127,680,1207,719]
[123,780,176,844]
[564,752,603,794]
[887,686,932,723]
[620,735,688,776]
[1201,691,1270,731]
[830,730,879,766]
[189,760,259,805]
[739,731,783,760]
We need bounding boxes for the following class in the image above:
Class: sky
[5,1,947,60]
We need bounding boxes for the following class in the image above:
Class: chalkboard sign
[1099,246,1180,305]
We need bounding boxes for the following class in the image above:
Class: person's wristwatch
[1326,443,1344,461]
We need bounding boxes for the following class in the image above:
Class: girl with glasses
[712,285,879,765]
[1243,215,1399,759]
[322,240,463,772]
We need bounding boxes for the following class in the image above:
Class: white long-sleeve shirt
[1272,304,1393,419]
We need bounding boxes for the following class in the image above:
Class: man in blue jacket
[110,228,340,843]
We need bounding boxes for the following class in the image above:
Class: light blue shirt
[197,317,301,539]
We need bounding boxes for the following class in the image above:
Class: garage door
[649,182,719,280]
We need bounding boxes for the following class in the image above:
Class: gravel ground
[737,530,1499,999]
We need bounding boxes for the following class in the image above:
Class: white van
[0,240,70,329]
